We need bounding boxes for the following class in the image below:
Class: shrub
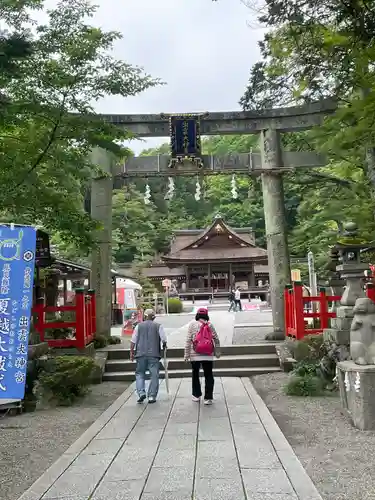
[140,302,153,311]
[292,360,320,377]
[94,334,108,349]
[167,298,183,314]
[108,336,121,345]
[284,374,324,397]
[288,334,325,362]
[38,356,95,405]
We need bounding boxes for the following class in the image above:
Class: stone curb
[242,378,323,500]
[18,382,136,500]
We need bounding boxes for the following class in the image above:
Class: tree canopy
[1,0,160,250]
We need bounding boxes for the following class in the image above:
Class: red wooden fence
[285,282,375,340]
[33,289,96,348]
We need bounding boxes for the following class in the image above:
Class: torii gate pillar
[261,128,291,339]
[89,148,114,337]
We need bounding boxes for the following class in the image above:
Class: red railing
[33,289,96,348]
[285,282,375,340]
[285,282,340,340]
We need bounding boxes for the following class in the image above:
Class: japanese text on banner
[0,226,37,399]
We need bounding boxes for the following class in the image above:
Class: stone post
[260,128,291,339]
[89,148,114,337]
[325,247,344,314]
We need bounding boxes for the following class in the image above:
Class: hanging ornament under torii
[144,182,151,205]
[231,174,238,199]
[164,177,175,200]
[194,178,201,201]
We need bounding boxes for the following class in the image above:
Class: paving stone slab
[125,429,163,447]
[194,477,246,500]
[237,446,282,469]
[246,494,298,500]
[228,407,261,424]
[81,438,125,456]
[42,470,98,498]
[199,403,228,419]
[197,440,236,457]
[104,456,153,481]
[144,466,194,493]
[241,468,295,495]
[159,434,196,450]
[42,496,88,500]
[68,452,114,471]
[231,422,270,442]
[164,422,197,435]
[196,456,240,479]
[116,444,156,460]
[90,479,144,500]
[141,490,193,500]
[95,420,138,440]
[198,417,232,441]
[153,447,196,468]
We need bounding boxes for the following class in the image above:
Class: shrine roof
[164,215,267,262]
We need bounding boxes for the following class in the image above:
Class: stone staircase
[103,343,280,382]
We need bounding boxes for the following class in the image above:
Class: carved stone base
[337,360,375,430]
[265,330,285,341]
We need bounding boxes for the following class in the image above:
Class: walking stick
[163,346,170,394]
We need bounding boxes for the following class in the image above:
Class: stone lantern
[334,222,370,308]
[329,222,375,431]
[324,222,370,346]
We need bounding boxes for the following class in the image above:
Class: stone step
[105,353,279,373]
[105,343,278,360]
[102,365,281,382]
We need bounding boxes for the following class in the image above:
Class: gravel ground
[233,325,273,343]
[251,372,375,500]
[0,381,129,500]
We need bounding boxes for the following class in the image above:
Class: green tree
[1,0,160,249]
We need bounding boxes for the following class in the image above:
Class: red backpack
[193,321,214,356]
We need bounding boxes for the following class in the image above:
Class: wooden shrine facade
[144,215,270,299]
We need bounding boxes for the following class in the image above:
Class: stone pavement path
[20,378,322,500]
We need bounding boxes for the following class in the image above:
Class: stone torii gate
[91,99,336,339]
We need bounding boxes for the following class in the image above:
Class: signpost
[0,225,37,400]
[162,279,171,315]
[307,251,318,315]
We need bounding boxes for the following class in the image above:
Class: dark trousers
[235,299,242,311]
[191,360,214,400]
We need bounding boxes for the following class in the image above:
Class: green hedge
[37,356,95,406]
[167,298,183,314]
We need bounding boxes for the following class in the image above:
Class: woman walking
[184,307,220,405]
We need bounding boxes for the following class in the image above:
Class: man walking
[234,287,242,311]
[130,309,167,404]
[228,288,235,312]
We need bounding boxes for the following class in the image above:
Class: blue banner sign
[169,114,202,158]
[0,225,37,400]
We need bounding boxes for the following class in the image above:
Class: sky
[38,0,265,154]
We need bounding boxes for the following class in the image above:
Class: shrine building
[143,215,270,300]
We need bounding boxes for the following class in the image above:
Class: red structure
[33,289,96,348]
[285,282,340,340]
[285,282,375,340]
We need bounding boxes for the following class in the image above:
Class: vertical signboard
[0,225,37,400]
